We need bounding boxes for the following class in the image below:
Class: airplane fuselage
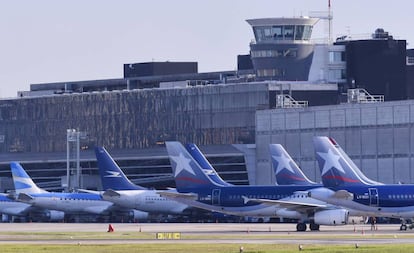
[310,185,414,218]
[22,192,114,215]
[179,185,320,218]
[103,190,189,214]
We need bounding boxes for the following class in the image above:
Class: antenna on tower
[328,0,333,43]
[309,0,334,44]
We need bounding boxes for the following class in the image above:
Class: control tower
[247,17,319,81]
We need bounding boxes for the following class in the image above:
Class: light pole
[66,129,86,191]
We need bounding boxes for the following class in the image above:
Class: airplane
[162,141,350,231]
[308,136,414,230]
[0,193,64,222]
[185,143,232,186]
[269,144,317,185]
[95,146,190,215]
[11,162,148,221]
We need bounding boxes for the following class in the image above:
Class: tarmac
[0,223,412,245]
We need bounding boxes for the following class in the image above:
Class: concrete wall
[256,100,414,185]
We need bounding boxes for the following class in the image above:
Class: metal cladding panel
[300,132,314,157]
[361,159,378,182]
[256,100,414,184]
[299,111,314,129]
[360,107,377,126]
[315,110,330,128]
[345,129,361,156]
[256,112,271,132]
[256,161,273,185]
[411,158,414,183]
[377,128,394,155]
[377,106,394,125]
[378,158,393,183]
[361,129,377,156]
[329,131,346,148]
[285,112,300,130]
[270,134,285,146]
[285,133,300,155]
[301,160,318,184]
[394,105,410,124]
[394,158,410,184]
[271,112,285,131]
[330,109,345,128]
[345,108,361,127]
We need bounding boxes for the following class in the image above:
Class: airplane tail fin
[330,138,382,185]
[95,147,145,190]
[165,141,219,192]
[10,162,48,194]
[185,143,232,186]
[269,144,316,185]
[313,136,369,187]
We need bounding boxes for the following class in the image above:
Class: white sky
[1,0,413,98]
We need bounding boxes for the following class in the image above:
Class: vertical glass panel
[253,27,263,42]
[295,25,305,40]
[303,26,313,40]
[271,26,283,39]
[284,25,294,40]
[263,27,272,40]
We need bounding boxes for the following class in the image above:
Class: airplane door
[369,188,379,206]
[212,189,220,206]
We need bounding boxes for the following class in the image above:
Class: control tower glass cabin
[247,17,319,81]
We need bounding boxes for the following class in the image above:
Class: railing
[276,94,308,108]
[347,89,384,103]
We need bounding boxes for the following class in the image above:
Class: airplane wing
[83,205,111,215]
[158,191,198,201]
[243,196,328,212]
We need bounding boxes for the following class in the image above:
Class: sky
[1,0,413,98]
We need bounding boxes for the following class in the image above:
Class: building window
[328,69,346,80]
[329,51,345,63]
[257,68,285,77]
[251,49,297,58]
[284,26,294,40]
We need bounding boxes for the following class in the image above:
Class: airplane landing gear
[309,223,320,231]
[296,223,307,232]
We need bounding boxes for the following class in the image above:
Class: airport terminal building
[0,16,414,194]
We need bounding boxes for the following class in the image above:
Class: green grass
[1,244,413,253]
[0,231,413,240]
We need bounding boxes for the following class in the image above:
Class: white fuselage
[29,196,114,215]
[103,190,189,214]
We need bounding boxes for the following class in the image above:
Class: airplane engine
[313,209,348,226]
[129,210,149,221]
[32,210,65,221]
[46,210,65,221]
[275,208,302,219]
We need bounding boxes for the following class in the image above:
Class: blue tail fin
[185,143,232,186]
[10,162,48,194]
[165,141,219,192]
[95,147,145,190]
[269,144,316,185]
[329,138,382,185]
[313,136,370,187]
